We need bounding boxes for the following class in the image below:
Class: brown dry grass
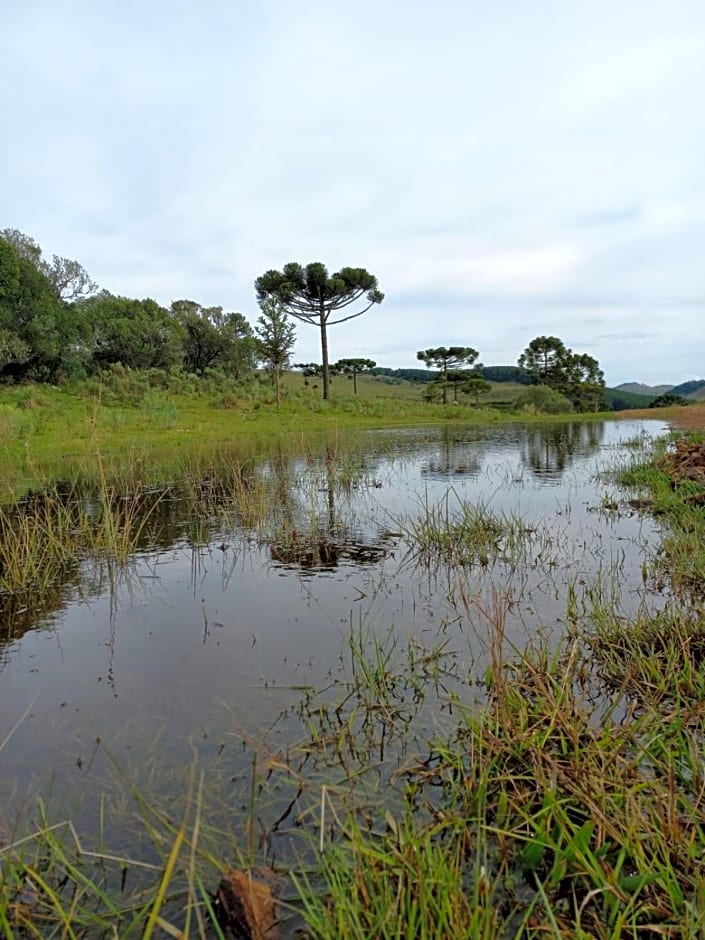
[621,403,705,431]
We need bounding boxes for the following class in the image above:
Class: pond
[0,419,666,863]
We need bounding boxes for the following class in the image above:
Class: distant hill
[614,382,673,396]
[670,379,705,399]
[603,388,656,410]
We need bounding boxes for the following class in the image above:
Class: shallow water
[0,419,666,851]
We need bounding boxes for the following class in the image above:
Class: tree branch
[327,301,377,325]
[328,289,366,310]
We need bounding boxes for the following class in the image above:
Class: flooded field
[0,421,662,809]
[2,416,688,935]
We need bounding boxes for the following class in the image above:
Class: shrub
[516,385,574,414]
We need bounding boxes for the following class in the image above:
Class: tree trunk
[442,362,448,404]
[353,369,358,395]
[320,303,330,400]
[274,366,281,408]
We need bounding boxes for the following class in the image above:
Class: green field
[281,370,529,403]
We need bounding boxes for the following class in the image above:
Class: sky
[1,0,704,386]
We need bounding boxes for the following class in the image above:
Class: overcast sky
[1,0,703,385]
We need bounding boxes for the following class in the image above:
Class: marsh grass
[0,494,81,597]
[583,602,705,710]
[0,442,370,603]
[0,481,163,602]
[0,781,232,939]
[612,435,705,594]
[4,604,705,937]
[296,633,705,938]
[397,490,541,569]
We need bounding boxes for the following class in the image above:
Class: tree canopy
[255,262,383,400]
[0,234,90,380]
[171,300,256,377]
[417,346,479,404]
[332,357,376,394]
[0,227,97,302]
[255,299,296,407]
[518,336,605,411]
[463,374,493,406]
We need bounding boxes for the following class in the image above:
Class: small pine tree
[255,299,296,407]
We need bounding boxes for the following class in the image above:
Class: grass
[396,490,541,569]
[292,630,705,938]
[583,602,705,709]
[622,401,705,432]
[611,435,705,594]
[5,620,705,937]
[280,370,529,404]
[293,432,705,938]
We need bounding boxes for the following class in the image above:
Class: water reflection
[269,530,393,570]
[520,421,605,482]
[420,428,485,480]
[266,446,395,571]
[0,420,624,669]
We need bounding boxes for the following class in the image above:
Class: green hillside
[281,371,532,404]
[281,368,698,411]
[614,382,673,396]
[603,387,656,410]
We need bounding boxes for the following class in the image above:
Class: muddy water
[0,419,665,847]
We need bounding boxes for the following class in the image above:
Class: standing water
[0,419,666,858]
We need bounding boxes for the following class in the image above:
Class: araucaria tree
[255,299,296,407]
[293,362,322,387]
[417,347,479,404]
[518,336,571,388]
[332,357,376,395]
[255,263,384,400]
[463,374,492,407]
[518,336,605,412]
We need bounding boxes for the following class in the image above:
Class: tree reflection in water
[266,445,395,571]
[521,422,604,482]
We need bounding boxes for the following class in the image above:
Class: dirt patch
[659,438,705,493]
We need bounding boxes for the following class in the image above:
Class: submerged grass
[584,601,705,710]
[7,598,705,937]
[397,490,540,569]
[296,432,705,938]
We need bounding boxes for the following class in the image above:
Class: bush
[517,385,574,414]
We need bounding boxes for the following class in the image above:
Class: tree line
[1,232,606,411]
[0,229,296,388]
